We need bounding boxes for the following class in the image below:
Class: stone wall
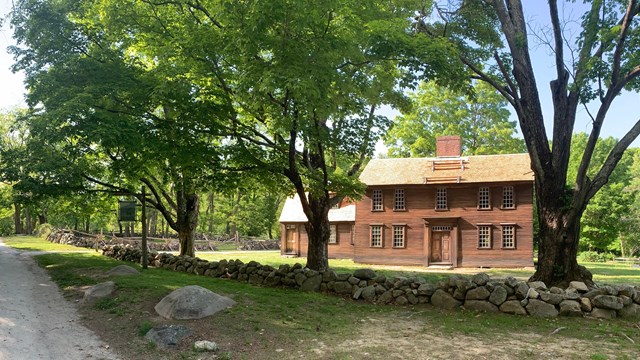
[102,245,640,319]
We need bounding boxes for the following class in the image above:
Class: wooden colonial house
[280,136,535,268]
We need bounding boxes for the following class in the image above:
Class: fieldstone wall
[102,245,640,320]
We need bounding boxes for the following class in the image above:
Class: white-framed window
[329,224,337,244]
[435,187,447,210]
[502,186,515,209]
[394,189,406,211]
[501,224,516,248]
[370,225,383,247]
[392,225,405,248]
[477,225,492,249]
[431,226,451,231]
[478,187,491,210]
[372,189,383,211]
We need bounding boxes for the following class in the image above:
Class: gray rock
[526,299,559,317]
[471,273,490,286]
[455,279,477,293]
[466,286,490,300]
[336,273,351,281]
[417,283,436,297]
[294,273,307,287]
[528,281,547,292]
[592,295,623,310]
[353,268,377,280]
[464,300,499,313]
[352,287,364,300]
[145,325,192,348]
[431,289,462,310]
[194,340,218,352]
[347,276,360,285]
[82,281,116,304]
[489,286,508,306]
[527,288,539,299]
[590,308,616,319]
[559,300,583,317]
[395,296,408,305]
[106,265,140,276]
[620,295,633,306]
[504,276,519,288]
[301,274,323,292]
[617,286,637,299]
[583,287,608,299]
[407,292,419,305]
[601,286,619,296]
[540,292,565,305]
[619,303,640,319]
[377,290,394,304]
[453,288,467,301]
[568,281,589,292]
[333,281,353,295]
[580,297,592,312]
[549,287,564,294]
[564,289,581,300]
[155,285,236,320]
[515,283,530,300]
[322,270,337,282]
[633,290,640,304]
[499,300,527,315]
[373,275,386,284]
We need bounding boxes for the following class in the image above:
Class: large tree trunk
[38,210,47,225]
[177,191,199,257]
[529,183,594,288]
[304,194,330,272]
[13,202,23,234]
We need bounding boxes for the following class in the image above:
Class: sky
[0,1,638,148]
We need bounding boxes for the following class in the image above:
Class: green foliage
[137,320,154,337]
[384,80,525,157]
[36,223,54,238]
[578,251,615,263]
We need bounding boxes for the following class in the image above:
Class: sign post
[141,185,148,269]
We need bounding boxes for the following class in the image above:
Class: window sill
[501,247,517,250]
[371,209,385,212]
[476,207,492,211]
[393,209,406,212]
[392,246,406,249]
[476,247,492,250]
[434,208,449,212]
[500,207,516,210]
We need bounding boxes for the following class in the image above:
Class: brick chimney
[436,135,462,157]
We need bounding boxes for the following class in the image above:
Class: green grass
[25,251,640,359]
[1,235,92,252]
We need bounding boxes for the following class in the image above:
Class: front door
[430,231,451,263]
[285,225,296,254]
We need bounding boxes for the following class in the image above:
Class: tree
[384,80,525,157]
[419,0,640,286]
[10,0,226,256]
[567,134,635,252]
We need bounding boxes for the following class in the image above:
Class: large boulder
[144,325,192,348]
[431,289,462,310]
[619,303,640,319]
[106,265,140,276]
[155,285,236,320]
[559,300,583,317]
[526,299,559,317]
[489,286,508,306]
[82,281,116,304]
[466,286,490,300]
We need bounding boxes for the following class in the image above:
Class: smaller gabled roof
[279,194,356,223]
[359,153,533,186]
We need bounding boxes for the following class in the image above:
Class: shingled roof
[359,153,533,186]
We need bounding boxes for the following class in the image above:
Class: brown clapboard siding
[353,182,534,267]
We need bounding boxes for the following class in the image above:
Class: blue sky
[0,1,638,147]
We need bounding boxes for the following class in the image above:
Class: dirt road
[0,239,119,360]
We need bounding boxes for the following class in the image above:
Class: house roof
[359,153,533,186]
[279,194,356,223]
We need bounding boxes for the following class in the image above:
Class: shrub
[578,251,615,262]
[0,217,13,236]
[36,223,55,239]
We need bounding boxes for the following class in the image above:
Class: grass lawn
[3,235,640,359]
[1,235,93,252]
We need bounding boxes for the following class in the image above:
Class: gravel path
[0,239,120,360]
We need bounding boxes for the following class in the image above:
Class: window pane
[478,187,490,209]
[478,225,491,248]
[372,190,383,211]
[502,225,515,248]
[436,188,447,210]
[393,225,404,247]
[394,189,405,210]
[371,225,382,247]
[329,225,337,244]
[502,186,515,209]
